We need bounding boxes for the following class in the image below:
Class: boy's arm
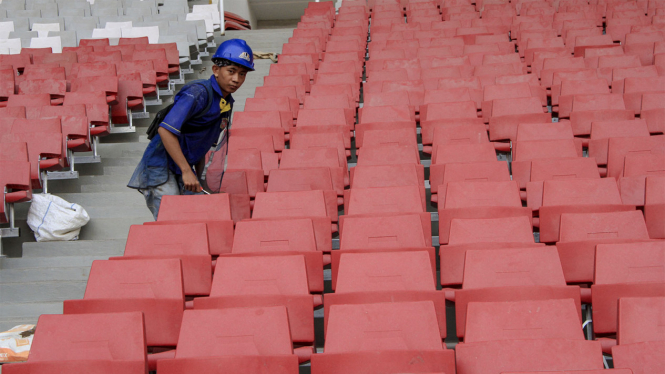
[158,127,202,193]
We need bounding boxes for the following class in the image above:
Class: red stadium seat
[115,223,212,295]
[231,218,325,291]
[641,92,665,134]
[591,241,665,334]
[0,158,32,224]
[438,181,531,244]
[268,167,343,197]
[325,251,445,337]
[346,185,425,215]
[440,216,542,286]
[356,144,421,166]
[156,308,299,374]
[431,160,510,205]
[455,339,603,374]
[588,119,651,166]
[194,255,318,344]
[63,259,184,347]
[524,158,601,211]
[146,194,235,255]
[538,178,634,243]
[453,247,583,338]
[1,312,147,374]
[312,301,455,374]
[556,210,652,283]
[645,176,665,239]
[612,340,665,374]
[606,135,665,179]
[280,147,348,186]
[511,139,583,189]
[464,299,584,343]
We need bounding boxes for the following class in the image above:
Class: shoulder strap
[178,79,215,134]
[193,79,215,120]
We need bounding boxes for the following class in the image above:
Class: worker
[128,39,254,219]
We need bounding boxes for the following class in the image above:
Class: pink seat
[481,83,545,121]
[431,161,510,204]
[588,119,651,166]
[524,158,601,211]
[619,153,665,206]
[566,93,633,135]
[645,176,665,239]
[640,92,665,134]
[232,111,293,135]
[455,339,603,374]
[115,223,212,295]
[312,301,455,374]
[296,108,354,133]
[268,167,343,196]
[263,75,310,102]
[346,185,425,215]
[591,241,665,334]
[612,341,665,374]
[194,255,318,344]
[0,158,32,224]
[356,144,421,166]
[511,139,583,189]
[245,97,300,121]
[438,181,531,244]
[606,135,665,179]
[556,210,652,283]
[63,259,184,347]
[617,296,665,346]
[230,218,325,291]
[538,178,635,243]
[453,247,583,339]
[290,130,350,161]
[156,308,298,374]
[557,79,610,118]
[440,216,542,286]
[1,312,147,374]
[252,190,338,228]
[325,251,445,337]
[464,299,584,343]
[1,130,64,189]
[280,147,348,186]
[150,194,235,255]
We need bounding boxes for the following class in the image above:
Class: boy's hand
[182,170,202,193]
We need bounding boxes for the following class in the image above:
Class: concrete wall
[223,0,258,30]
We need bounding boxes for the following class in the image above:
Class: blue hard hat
[212,39,255,71]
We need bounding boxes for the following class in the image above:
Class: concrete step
[96,142,148,158]
[54,192,147,207]
[80,174,136,187]
[0,317,40,333]
[99,157,143,167]
[0,302,63,318]
[0,255,112,270]
[0,267,91,283]
[84,205,153,219]
[82,184,139,193]
[22,239,125,258]
[1,281,87,302]
[103,165,139,176]
[78,216,151,240]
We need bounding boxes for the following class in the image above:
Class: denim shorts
[141,170,203,220]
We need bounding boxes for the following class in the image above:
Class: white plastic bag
[27,194,90,242]
[0,325,35,363]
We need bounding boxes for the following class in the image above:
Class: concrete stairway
[0,26,295,333]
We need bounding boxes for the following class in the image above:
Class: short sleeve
[159,83,208,136]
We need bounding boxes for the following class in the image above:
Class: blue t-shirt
[128,75,233,189]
